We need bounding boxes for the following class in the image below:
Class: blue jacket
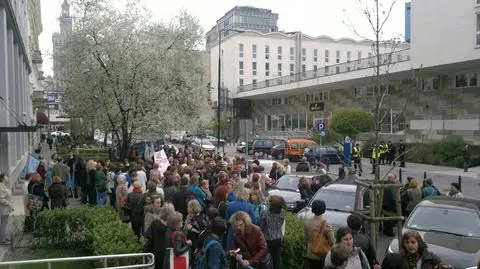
[225,199,257,251]
[204,236,227,269]
[188,184,206,204]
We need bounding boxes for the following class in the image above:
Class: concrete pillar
[0,7,10,173]
[11,44,20,165]
[7,28,15,171]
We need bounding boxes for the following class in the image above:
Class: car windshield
[275,175,303,191]
[311,189,355,212]
[406,206,480,236]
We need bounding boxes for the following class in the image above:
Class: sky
[39,0,407,76]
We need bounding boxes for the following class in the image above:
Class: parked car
[191,138,216,152]
[305,145,344,165]
[386,196,480,269]
[267,173,332,211]
[236,141,247,153]
[270,143,286,160]
[251,138,286,156]
[205,135,225,147]
[296,184,369,229]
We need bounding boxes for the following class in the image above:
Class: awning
[36,111,49,125]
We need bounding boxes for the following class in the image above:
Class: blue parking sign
[316,120,325,132]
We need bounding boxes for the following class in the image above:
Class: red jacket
[233,224,268,265]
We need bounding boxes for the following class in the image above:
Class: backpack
[253,202,267,221]
[194,239,221,269]
[311,221,331,257]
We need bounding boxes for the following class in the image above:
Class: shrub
[282,212,307,269]
[34,206,142,266]
[431,137,465,162]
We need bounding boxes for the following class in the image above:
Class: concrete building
[229,0,480,144]
[206,6,278,49]
[0,0,41,184]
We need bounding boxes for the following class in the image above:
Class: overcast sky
[39,0,407,76]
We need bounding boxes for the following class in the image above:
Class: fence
[0,252,154,269]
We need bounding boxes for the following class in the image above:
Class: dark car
[267,173,332,211]
[386,196,480,269]
[270,143,287,160]
[305,146,344,165]
[250,138,286,156]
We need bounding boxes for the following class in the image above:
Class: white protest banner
[154,149,170,173]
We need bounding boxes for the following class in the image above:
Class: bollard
[458,176,462,192]
[339,167,345,180]
[399,168,403,183]
[423,171,427,179]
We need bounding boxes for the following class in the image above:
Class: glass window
[302,48,306,61]
[313,65,317,72]
[336,50,340,63]
[253,79,257,85]
[265,45,270,60]
[274,175,305,191]
[357,51,362,63]
[277,46,282,60]
[325,49,329,63]
[406,206,480,237]
[239,61,244,75]
[311,189,356,212]
[290,47,294,60]
[290,143,299,149]
[302,64,306,72]
[239,43,244,58]
[239,79,244,86]
[265,63,270,76]
[278,63,282,76]
[477,13,480,46]
[252,62,257,76]
[347,51,351,63]
[252,44,257,58]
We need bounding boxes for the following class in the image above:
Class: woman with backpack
[324,227,370,269]
[304,200,334,269]
[164,211,192,269]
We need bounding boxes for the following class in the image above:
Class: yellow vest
[353,146,360,158]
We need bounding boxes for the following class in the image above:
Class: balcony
[31,50,43,64]
[238,48,411,93]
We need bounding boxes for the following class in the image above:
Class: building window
[313,65,317,72]
[325,66,329,74]
[313,49,318,62]
[305,94,311,103]
[265,45,270,60]
[277,46,282,60]
[302,48,306,61]
[455,72,478,88]
[239,61,244,75]
[347,51,351,63]
[283,97,289,105]
[290,64,294,75]
[336,66,340,74]
[368,52,373,66]
[277,63,282,76]
[325,49,329,63]
[354,87,363,97]
[271,97,282,105]
[477,0,480,6]
[290,47,294,61]
[302,64,306,72]
[253,79,257,86]
[239,44,244,58]
[357,51,362,63]
[252,44,257,59]
[476,13,480,46]
[265,62,270,76]
[252,62,257,76]
[239,79,244,86]
[336,50,340,63]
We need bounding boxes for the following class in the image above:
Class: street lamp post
[217,28,244,154]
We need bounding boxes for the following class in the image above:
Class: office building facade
[205,6,278,49]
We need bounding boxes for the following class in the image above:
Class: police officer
[398,139,406,168]
[379,141,387,165]
[352,143,362,174]
[371,145,378,174]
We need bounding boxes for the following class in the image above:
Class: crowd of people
[5,142,477,269]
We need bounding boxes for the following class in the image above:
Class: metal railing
[0,252,155,269]
[238,49,411,92]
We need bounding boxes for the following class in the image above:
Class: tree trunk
[119,119,131,160]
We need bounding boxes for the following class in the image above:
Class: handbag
[27,184,44,212]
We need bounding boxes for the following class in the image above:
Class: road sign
[309,102,324,112]
[316,120,326,132]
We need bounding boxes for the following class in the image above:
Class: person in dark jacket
[48,176,68,209]
[398,231,442,269]
[204,217,227,269]
[163,176,178,203]
[382,174,397,237]
[298,176,312,200]
[172,175,195,219]
[126,181,144,240]
[144,219,168,269]
[347,214,379,268]
[27,173,49,212]
[296,157,310,172]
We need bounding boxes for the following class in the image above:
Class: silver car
[191,138,216,152]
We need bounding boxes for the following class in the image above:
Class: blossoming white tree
[57,0,207,158]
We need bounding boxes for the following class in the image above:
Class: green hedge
[361,137,480,168]
[283,212,307,268]
[34,206,142,266]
